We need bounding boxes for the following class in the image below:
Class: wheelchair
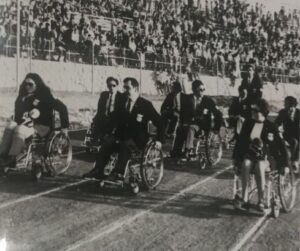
[176,125,223,169]
[4,111,72,181]
[232,158,297,218]
[96,140,164,195]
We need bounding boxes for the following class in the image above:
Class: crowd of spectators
[0,0,299,84]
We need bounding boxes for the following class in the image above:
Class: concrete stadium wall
[0,57,299,104]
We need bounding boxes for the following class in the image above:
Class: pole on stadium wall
[16,0,20,92]
[91,43,94,94]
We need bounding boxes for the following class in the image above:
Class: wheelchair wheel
[278,166,296,213]
[205,132,223,167]
[46,132,72,175]
[141,142,164,190]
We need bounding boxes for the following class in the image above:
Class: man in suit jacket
[275,96,299,169]
[91,77,124,141]
[171,80,222,160]
[240,65,263,104]
[160,81,182,137]
[228,85,252,136]
[83,77,164,179]
[233,98,289,211]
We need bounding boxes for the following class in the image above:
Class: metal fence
[0,35,299,87]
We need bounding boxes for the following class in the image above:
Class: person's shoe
[256,202,265,213]
[241,201,251,211]
[292,161,299,174]
[82,168,99,179]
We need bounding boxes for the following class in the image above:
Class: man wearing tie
[91,77,123,142]
[171,80,222,160]
[275,96,299,172]
[84,77,164,179]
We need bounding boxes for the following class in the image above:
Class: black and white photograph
[0,0,299,250]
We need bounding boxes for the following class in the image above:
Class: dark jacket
[92,91,124,137]
[116,96,164,148]
[275,108,300,140]
[180,94,222,131]
[233,119,289,169]
[228,97,252,120]
[160,92,181,114]
[240,75,263,103]
[14,95,69,129]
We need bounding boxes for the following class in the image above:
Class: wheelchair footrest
[101,179,124,187]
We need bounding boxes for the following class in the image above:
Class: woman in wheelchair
[0,73,69,169]
[233,98,289,212]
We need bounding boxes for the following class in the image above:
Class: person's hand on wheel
[61,128,68,136]
[155,141,162,149]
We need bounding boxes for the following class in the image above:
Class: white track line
[231,178,300,251]
[62,165,233,251]
[0,179,89,210]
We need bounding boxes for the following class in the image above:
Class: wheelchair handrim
[47,132,72,175]
[141,142,164,189]
[278,168,296,212]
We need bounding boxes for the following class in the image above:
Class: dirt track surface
[0,131,299,251]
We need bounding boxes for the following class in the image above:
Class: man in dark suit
[228,85,252,136]
[91,77,124,142]
[160,81,182,138]
[233,98,289,211]
[275,96,299,171]
[83,77,164,179]
[171,80,222,160]
[240,65,263,104]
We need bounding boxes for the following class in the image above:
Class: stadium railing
[0,35,299,85]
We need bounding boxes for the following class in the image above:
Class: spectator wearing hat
[233,98,289,211]
[275,96,300,171]
[90,77,124,142]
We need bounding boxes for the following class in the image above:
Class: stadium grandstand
[0,0,299,84]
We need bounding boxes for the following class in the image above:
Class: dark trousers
[285,137,299,161]
[95,137,137,177]
[171,126,188,157]
[162,112,178,135]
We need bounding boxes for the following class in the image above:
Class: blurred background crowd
[0,0,299,84]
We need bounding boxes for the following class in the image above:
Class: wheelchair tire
[46,131,72,176]
[278,166,296,213]
[141,142,164,190]
[205,132,223,167]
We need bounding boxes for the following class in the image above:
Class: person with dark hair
[275,96,299,172]
[83,77,164,179]
[171,80,223,161]
[160,81,183,138]
[90,76,124,142]
[240,65,263,104]
[233,98,289,212]
[228,85,252,137]
[0,73,69,168]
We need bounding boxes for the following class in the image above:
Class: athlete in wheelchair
[275,96,299,173]
[82,77,124,153]
[227,85,252,143]
[0,73,71,179]
[83,77,164,194]
[233,98,296,216]
[171,80,223,168]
